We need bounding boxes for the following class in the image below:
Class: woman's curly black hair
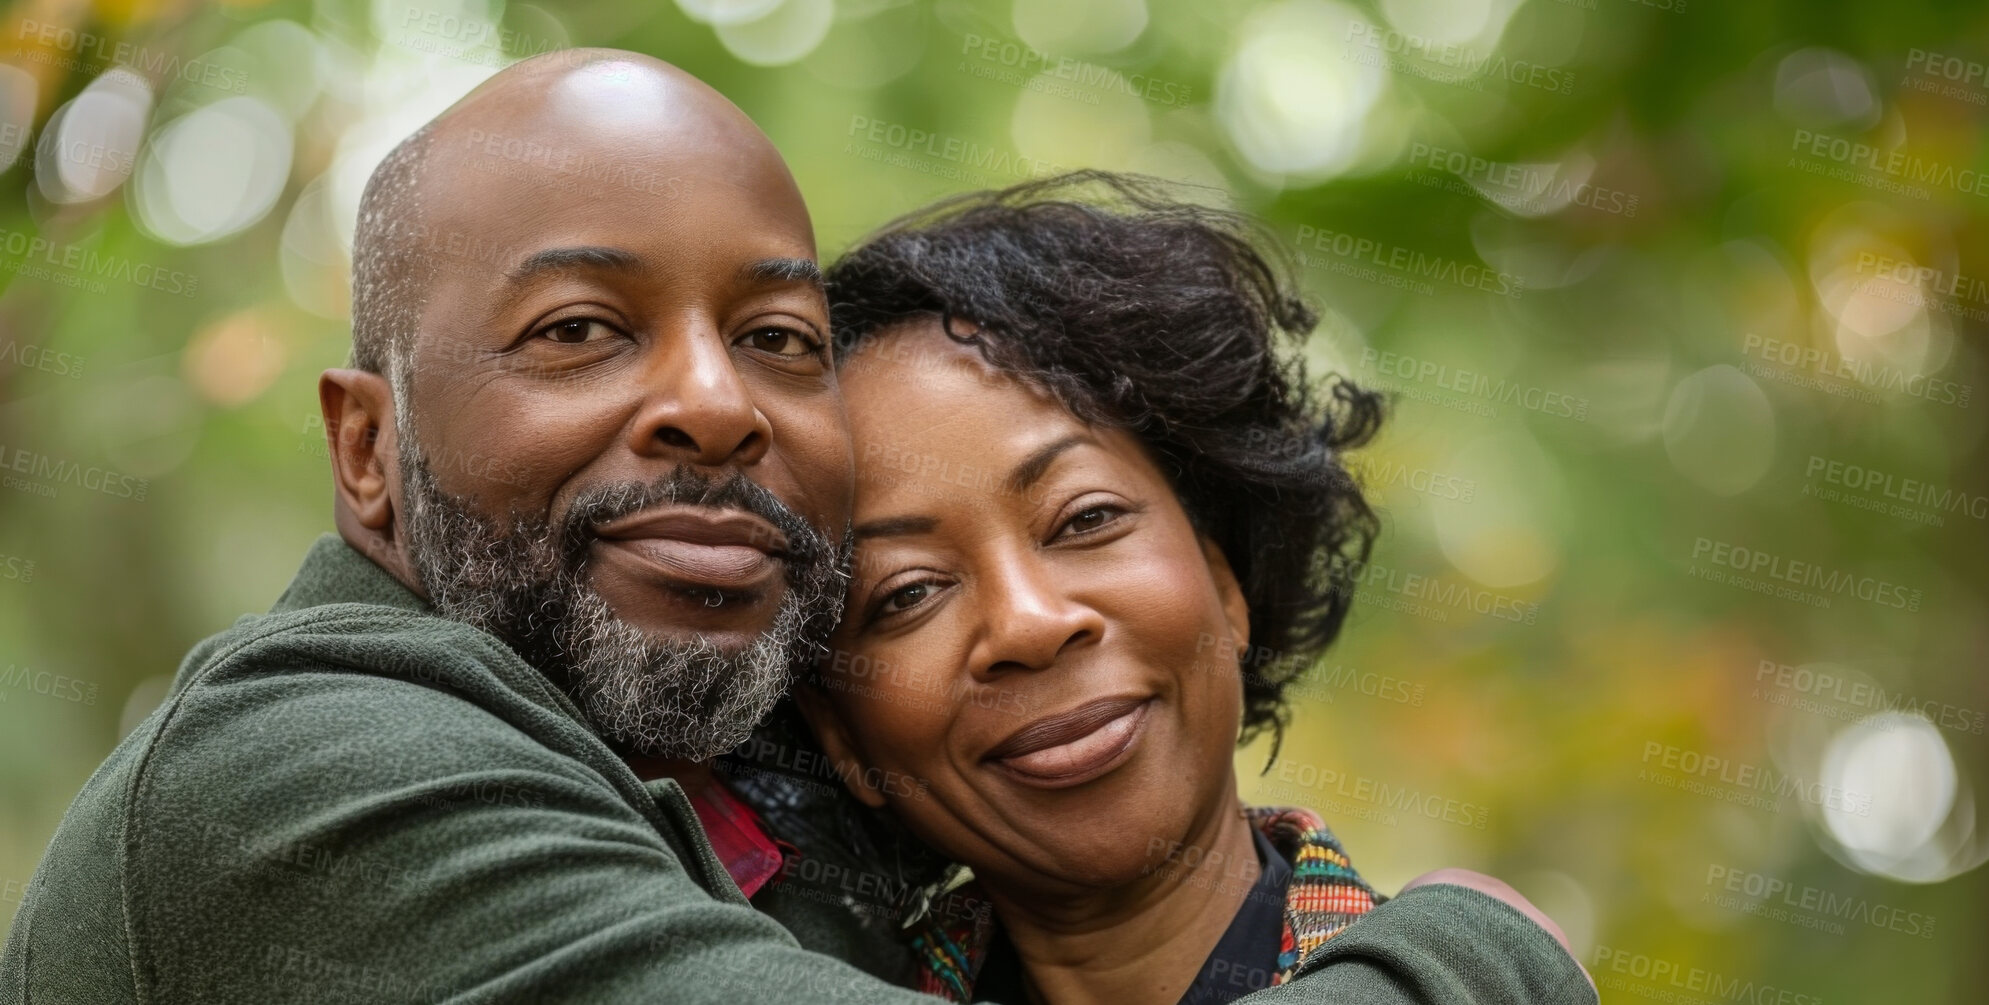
[825,170,1385,760]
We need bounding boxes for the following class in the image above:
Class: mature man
[0,50,1593,1003]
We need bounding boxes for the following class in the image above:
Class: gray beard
[396,448,847,762]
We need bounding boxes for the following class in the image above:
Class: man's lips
[591,507,787,594]
[984,696,1151,787]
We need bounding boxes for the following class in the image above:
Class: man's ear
[320,368,404,560]
[1199,536,1251,664]
[793,679,888,809]
[320,369,398,528]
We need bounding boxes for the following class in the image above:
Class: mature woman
[728,172,1581,1005]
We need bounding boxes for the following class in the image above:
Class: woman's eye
[1061,506,1120,537]
[541,319,616,344]
[741,327,818,357]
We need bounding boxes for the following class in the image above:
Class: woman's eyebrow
[1004,434,1091,495]
[850,434,1092,541]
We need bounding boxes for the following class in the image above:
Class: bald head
[349,49,805,388]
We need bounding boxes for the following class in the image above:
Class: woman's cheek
[841,668,953,774]
[1114,552,1233,673]
[1108,546,1244,749]
[886,779,991,869]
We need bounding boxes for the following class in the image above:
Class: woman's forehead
[842,325,1051,421]
[841,318,987,379]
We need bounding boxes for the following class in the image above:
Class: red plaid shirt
[689,781,786,899]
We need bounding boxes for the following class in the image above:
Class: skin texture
[798,321,1267,1005]
[318,51,851,684]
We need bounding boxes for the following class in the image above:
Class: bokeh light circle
[182,310,290,408]
[1662,364,1777,496]
[1773,47,1879,131]
[1013,0,1148,55]
[230,20,329,120]
[1215,0,1384,181]
[677,0,786,27]
[36,69,153,204]
[714,0,834,66]
[280,175,352,319]
[1434,429,1564,589]
[132,97,294,246]
[1819,713,1959,881]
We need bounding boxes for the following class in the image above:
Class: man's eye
[741,327,817,357]
[541,319,616,344]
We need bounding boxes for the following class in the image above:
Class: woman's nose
[969,551,1106,680]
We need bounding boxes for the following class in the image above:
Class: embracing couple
[1,50,1593,1005]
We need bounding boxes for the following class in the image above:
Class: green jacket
[0,535,1595,1004]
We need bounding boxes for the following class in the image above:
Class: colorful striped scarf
[907,805,1382,1001]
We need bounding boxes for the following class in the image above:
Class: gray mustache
[560,468,837,572]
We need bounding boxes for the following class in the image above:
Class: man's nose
[626,330,773,467]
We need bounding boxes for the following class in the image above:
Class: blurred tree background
[2,0,1985,1000]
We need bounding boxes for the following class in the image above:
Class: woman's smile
[984,695,1153,788]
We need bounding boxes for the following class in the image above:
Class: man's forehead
[445,53,749,145]
[430,57,792,185]
[409,55,807,233]
[407,136,814,287]
[377,54,819,312]
[431,119,790,210]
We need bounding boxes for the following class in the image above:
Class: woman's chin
[983,846,1173,895]
[977,785,1215,891]
[924,718,1240,896]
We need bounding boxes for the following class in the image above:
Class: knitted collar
[907,805,1382,1002]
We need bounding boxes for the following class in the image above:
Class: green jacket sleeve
[113,665,956,1004]
[1238,883,1598,1005]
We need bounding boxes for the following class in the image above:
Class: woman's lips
[986,696,1151,788]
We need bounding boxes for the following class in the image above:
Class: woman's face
[800,321,1251,897]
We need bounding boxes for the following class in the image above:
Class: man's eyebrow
[740,257,823,289]
[1004,434,1091,495]
[852,515,938,540]
[505,245,644,284]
